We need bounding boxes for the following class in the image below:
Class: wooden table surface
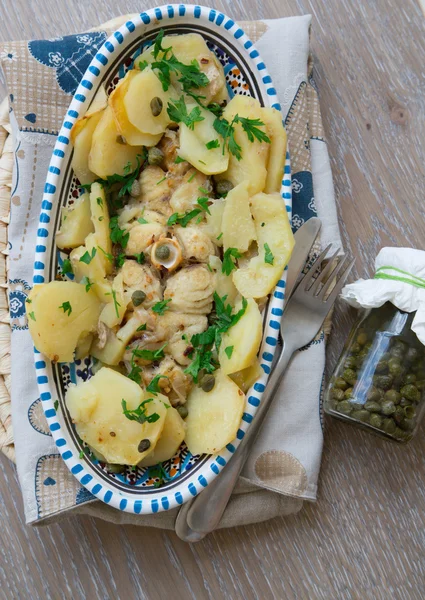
[1,1,425,598]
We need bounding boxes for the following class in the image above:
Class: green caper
[398,418,415,432]
[350,400,365,410]
[375,360,388,373]
[106,463,126,474]
[150,96,163,117]
[390,347,404,360]
[336,400,353,415]
[342,368,357,386]
[332,388,345,402]
[404,405,416,419]
[380,400,396,415]
[388,358,403,376]
[177,405,188,419]
[384,389,401,405]
[351,343,362,354]
[155,244,170,260]
[393,405,405,424]
[374,375,393,390]
[399,396,412,408]
[148,146,165,166]
[132,290,146,306]
[406,347,419,362]
[403,373,417,385]
[334,377,348,390]
[138,438,151,453]
[215,179,234,196]
[344,356,357,370]
[200,374,215,393]
[415,380,425,391]
[394,427,413,441]
[364,401,381,413]
[116,134,127,145]
[352,409,370,423]
[382,418,396,434]
[370,413,383,429]
[400,384,420,403]
[357,332,368,346]
[344,387,354,399]
[367,387,381,402]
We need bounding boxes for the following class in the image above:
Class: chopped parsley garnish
[96,196,103,207]
[216,232,223,241]
[121,398,160,425]
[138,215,148,224]
[167,96,205,130]
[151,299,171,315]
[28,311,36,321]
[199,160,206,165]
[97,246,114,264]
[156,176,167,185]
[206,139,220,150]
[54,400,59,411]
[127,357,142,385]
[60,258,73,276]
[225,346,234,359]
[26,298,32,304]
[138,59,148,71]
[136,323,147,332]
[82,276,94,292]
[79,247,97,264]
[264,243,274,265]
[79,450,84,459]
[59,301,72,316]
[196,196,211,215]
[134,252,145,264]
[116,253,126,268]
[207,263,213,273]
[146,374,169,395]
[149,463,170,488]
[187,171,197,183]
[207,102,224,117]
[174,155,185,164]
[106,289,121,318]
[109,216,129,248]
[222,247,241,276]
[213,115,270,161]
[198,186,209,194]
[132,342,167,362]
[236,116,271,144]
[167,208,202,228]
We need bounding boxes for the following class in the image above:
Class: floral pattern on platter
[9,278,31,331]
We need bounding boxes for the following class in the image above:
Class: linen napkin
[0,12,341,527]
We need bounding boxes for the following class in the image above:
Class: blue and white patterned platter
[33,4,292,514]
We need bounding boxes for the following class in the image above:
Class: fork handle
[185,341,296,535]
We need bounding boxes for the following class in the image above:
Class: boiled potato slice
[123,68,176,135]
[71,109,104,185]
[27,281,101,362]
[185,369,245,455]
[262,107,287,193]
[89,182,112,274]
[140,407,186,467]
[109,71,163,147]
[179,104,229,175]
[221,181,256,252]
[209,255,238,305]
[65,367,167,465]
[89,106,144,177]
[56,192,94,249]
[86,84,107,117]
[70,236,112,303]
[219,299,262,375]
[233,193,295,298]
[99,272,127,328]
[91,313,145,366]
[202,199,225,247]
[215,96,270,195]
[230,360,263,393]
[75,333,94,360]
[139,33,228,105]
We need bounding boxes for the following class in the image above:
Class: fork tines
[302,246,355,303]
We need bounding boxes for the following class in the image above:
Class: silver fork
[175,246,355,542]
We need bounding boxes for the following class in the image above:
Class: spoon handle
[185,342,294,534]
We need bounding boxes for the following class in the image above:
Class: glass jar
[324,302,425,442]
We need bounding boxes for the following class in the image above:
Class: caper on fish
[215,179,234,196]
[177,405,188,419]
[132,290,146,306]
[155,245,170,261]
[148,146,165,166]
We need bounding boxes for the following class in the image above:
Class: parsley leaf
[127,356,142,385]
[97,246,114,264]
[28,311,36,321]
[59,301,72,316]
[213,117,242,160]
[138,59,149,71]
[106,289,121,318]
[222,247,241,276]
[116,253,126,268]
[264,243,274,265]
[54,400,59,411]
[138,216,148,224]
[121,399,160,425]
[196,196,211,215]
[132,343,167,362]
[60,258,73,276]
[152,29,172,59]
[207,102,224,117]
[82,276,94,292]
[136,323,147,332]
[79,247,97,264]
[216,232,223,241]
[167,208,202,228]
[134,252,145,264]
[167,96,205,130]
[206,139,220,150]
[225,346,234,359]
[96,196,103,207]
[234,116,271,144]
[174,156,185,164]
[146,374,169,395]
[151,299,171,315]
[110,216,130,248]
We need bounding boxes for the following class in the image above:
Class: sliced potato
[219,299,262,375]
[91,330,125,366]
[233,192,295,298]
[179,104,229,175]
[75,333,94,360]
[27,281,101,362]
[140,407,186,467]
[216,95,270,195]
[202,199,225,247]
[139,33,228,105]
[230,360,263,393]
[65,367,167,465]
[184,369,245,455]
[71,109,104,185]
[89,106,144,178]
[262,107,287,193]
[221,181,256,252]
[209,255,238,305]
[99,272,127,328]
[56,192,94,249]
[89,182,112,274]
[109,71,163,147]
[86,84,107,117]
[70,236,112,303]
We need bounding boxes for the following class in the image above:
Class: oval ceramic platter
[33,4,292,514]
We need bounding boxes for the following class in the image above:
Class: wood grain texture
[1,0,425,598]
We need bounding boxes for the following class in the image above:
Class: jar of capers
[324,303,425,443]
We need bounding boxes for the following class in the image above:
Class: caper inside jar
[324,304,425,443]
